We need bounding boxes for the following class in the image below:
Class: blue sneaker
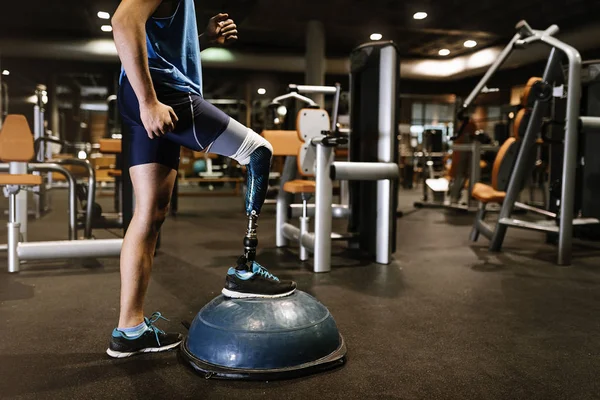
[222,256,296,299]
[106,312,183,358]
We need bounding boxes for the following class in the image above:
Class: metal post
[32,97,43,219]
[10,162,29,241]
[469,140,482,209]
[299,197,309,261]
[8,192,20,273]
[54,159,95,239]
[289,203,350,219]
[17,239,123,260]
[313,143,333,272]
[28,163,78,240]
[305,20,326,107]
[331,162,400,180]
[470,203,486,242]
[541,38,582,265]
[276,156,297,247]
[489,48,561,252]
[462,32,522,110]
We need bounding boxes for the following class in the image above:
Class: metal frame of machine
[0,115,122,273]
[468,20,600,265]
[275,82,400,273]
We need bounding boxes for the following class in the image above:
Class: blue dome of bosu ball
[180,291,347,380]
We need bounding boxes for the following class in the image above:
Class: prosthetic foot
[222,213,296,299]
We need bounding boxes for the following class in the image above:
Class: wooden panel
[99,138,122,154]
[90,155,117,169]
[90,112,108,144]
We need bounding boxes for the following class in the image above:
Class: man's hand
[204,13,238,47]
[139,101,178,139]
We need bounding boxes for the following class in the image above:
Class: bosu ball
[180,291,347,380]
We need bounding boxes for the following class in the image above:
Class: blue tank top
[121,0,203,96]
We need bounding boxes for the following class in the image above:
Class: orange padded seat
[283,180,316,194]
[262,130,302,156]
[471,137,517,204]
[0,174,42,186]
[107,169,122,178]
[521,77,542,107]
[0,115,35,162]
[472,182,506,203]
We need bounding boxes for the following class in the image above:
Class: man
[107,0,296,358]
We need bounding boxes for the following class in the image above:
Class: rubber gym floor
[1,188,599,400]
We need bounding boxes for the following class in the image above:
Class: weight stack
[348,41,400,258]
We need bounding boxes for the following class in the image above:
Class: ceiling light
[97,11,110,20]
[257,88,266,95]
[370,33,383,41]
[1,70,9,76]
[413,12,428,20]
[464,40,477,48]
[101,25,113,32]
[438,49,450,56]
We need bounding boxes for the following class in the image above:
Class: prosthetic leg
[240,146,271,265]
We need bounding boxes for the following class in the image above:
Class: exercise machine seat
[0,174,42,186]
[0,115,42,187]
[471,137,517,204]
[0,115,35,162]
[471,182,506,203]
[283,180,316,194]
[262,130,302,156]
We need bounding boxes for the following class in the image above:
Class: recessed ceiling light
[370,33,383,41]
[438,49,450,56]
[413,12,428,20]
[101,25,113,32]
[257,88,266,95]
[1,70,9,76]
[97,11,110,20]
[464,40,477,48]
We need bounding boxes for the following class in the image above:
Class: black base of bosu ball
[180,290,347,380]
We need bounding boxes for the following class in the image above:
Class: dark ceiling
[1,0,600,58]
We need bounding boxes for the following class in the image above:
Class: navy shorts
[118,77,230,170]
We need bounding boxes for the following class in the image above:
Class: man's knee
[232,130,273,166]
[152,204,169,232]
[136,201,170,234]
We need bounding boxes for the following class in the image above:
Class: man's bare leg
[118,163,177,329]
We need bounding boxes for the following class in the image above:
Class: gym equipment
[348,41,400,257]
[546,60,600,240]
[0,74,7,128]
[33,136,116,238]
[468,20,600,266]
[271,57,400,273]
[413,120,499,212]
[192,158,207,175]
[181,290,346,380]
[0,115,122,273]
